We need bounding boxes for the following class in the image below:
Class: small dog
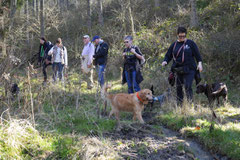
[196,82,228,105]
[11,83,20,96]
[102,84,153,127]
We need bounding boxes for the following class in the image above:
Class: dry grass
[77,137,120,160]
[0,118,53,159]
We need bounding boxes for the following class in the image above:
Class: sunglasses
[124,41,129,43]
[178,35,186,38]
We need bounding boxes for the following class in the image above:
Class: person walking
[48,39,68,82]
[162,27,203,105]
[92,36,109,88]
[38,37,53,84]
[122,35,144,94]
[81,35,95,89]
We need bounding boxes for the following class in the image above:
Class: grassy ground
[153,101,240,159]
[0,70,240,159]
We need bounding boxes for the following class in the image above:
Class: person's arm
[131,46,143,60]
[48,47,53,55]
[191,40,203,72]
[93,43,108,58]
[64,47,68,67]
[162,43,174,66]
[88,44,95,66]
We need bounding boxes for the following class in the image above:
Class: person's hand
[130,48,136,54]
[87,64,91,68]
[162,61,167,67]
[123,52,126,56]
[197,62,203,72]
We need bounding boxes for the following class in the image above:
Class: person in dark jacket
[38,37,53,83]
[92,36,109,87]
[122,35,144,94]
[162,27,203,105]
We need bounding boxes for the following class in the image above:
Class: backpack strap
[172,39,187,64]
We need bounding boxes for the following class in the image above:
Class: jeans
[176,70,196,104]
[52,62,64,82]
[96,64,105,87]
[125,70,140,94]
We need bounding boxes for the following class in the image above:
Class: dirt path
[103,112,223,160]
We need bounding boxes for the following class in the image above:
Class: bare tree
[98,0,104,26]
[36,0,39,20]
[24,0,30,44]
[128,0,135,36]
[190,0,198,28]
[31,0,35,16]
[40,0,44,37]
[87,0,91,33]
[154,0,160,8]
[1,3,8,57]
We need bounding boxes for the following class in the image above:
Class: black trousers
[176,70,196,104]
[42,62,52,81]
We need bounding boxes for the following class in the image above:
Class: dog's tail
[101,83,112,99]
[212,84,227,95]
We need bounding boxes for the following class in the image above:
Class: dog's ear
[150,85,154,95]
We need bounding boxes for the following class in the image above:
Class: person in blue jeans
[122,36,144,94]
[162,27,203,105]
[48,39,68,82]
[92,36,109,87]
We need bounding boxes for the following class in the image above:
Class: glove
[197,62,203,72]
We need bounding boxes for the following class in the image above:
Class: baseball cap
[92,35,100,42]
[83,35,90,38]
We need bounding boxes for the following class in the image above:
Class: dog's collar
[136,92,144,103]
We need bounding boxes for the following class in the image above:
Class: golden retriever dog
[102,84,153,127]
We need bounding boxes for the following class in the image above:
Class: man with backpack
[92,36,109,88]
[48,39,68,82]
[122,35,145,94]
[38,37,53,84]
[81,35,95,89]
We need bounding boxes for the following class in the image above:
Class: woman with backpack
[162,27,203,105]
[122,35,144,94]
[48,38,68,82]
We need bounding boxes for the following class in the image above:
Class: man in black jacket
[92,36,109,87]
[38,37,53,83]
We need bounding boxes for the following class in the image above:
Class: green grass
[155,108,240,159]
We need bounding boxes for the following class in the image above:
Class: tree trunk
[190,0,198,28]
[86,0,91,33]
[40,0,44,37]
[66,0,69,10]
[98,0,104,26]
[25,0,30,44]
[154,0,160,8]
[128,1,135,36]
[1,8,7,57]
[36,0,39,20]
[32,0,35,16]
[59,0,64,15]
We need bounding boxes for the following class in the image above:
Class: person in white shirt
[81,35,95,89]
[48,39,68,82]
